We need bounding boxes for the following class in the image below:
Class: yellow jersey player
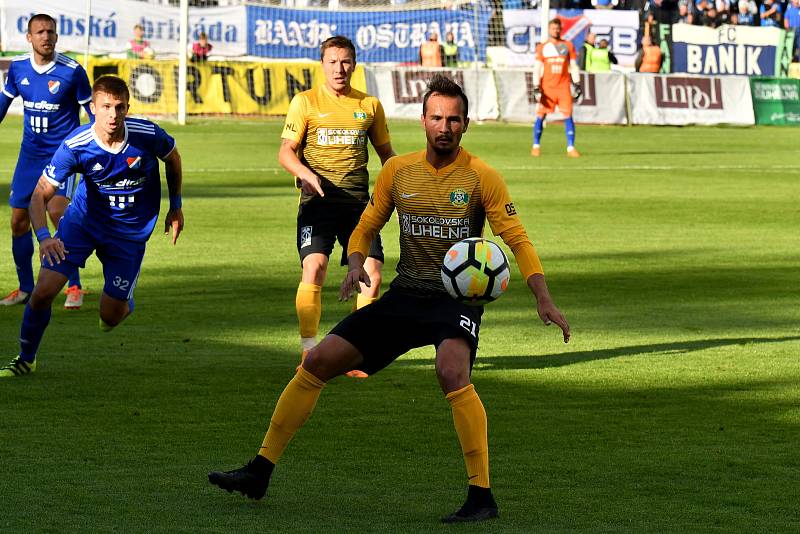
[209,75,570,523]
[278,35,395,377]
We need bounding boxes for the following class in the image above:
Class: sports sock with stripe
[447,383,490,488]
[533,117,544,147]
[564,117,576,150]
[19,303,52,362]
[259,367,326,464]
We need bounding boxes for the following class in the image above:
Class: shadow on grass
[469,335,800,370]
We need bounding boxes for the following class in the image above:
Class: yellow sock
[259,367,326,464]
[99,318,115,332]
[447,384,490,488]
[354,293,377,311]
[296,282,322,339]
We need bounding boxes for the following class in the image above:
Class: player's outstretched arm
[30,176,66,266]
[278,138,324,197]
[339,252,371,301]
[527,273,570,343]
[163,147,184,245]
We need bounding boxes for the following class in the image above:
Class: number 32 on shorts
[113,276,130,291]
[459,315,478,338]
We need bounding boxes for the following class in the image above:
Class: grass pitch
[1,116,799,533]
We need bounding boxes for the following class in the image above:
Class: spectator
[715,0,732,23]
[126,24,153,59]
[578,32,596,71]
[592,0,619,8]
[191,32,212,62]
[786,0,800,61]
[760,0,783,27]
[586,39,618,72]
[702,4,722,26]
[678,0,694,23]
[443,32,458,67]
[635,35,663,72]
[419,32,443,67]
[733,0,756,24]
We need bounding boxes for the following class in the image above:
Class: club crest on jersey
[127,156,142,169]
[449,189,469,207]
[48,80,60,94]
[353,111,367,120]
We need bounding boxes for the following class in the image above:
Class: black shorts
[329,288,483,376]
[297,198,383,266]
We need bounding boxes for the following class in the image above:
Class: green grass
[1,116,799,533]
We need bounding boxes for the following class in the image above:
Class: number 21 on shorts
[459,315,477,338]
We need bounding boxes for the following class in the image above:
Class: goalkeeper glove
[571,82,582,101]
[533,86,542,103]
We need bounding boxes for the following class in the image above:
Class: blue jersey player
[0,75,184,378]
[0,14,93,309]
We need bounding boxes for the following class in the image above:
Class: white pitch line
[176,164,800,173]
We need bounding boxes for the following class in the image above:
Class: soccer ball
[441,238,510,305]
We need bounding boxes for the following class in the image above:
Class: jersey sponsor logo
[108,195,135,209]
[300,225,313,248]
[127,157,142,169]
[400,212,471,240]
[92,162,104,171]
[113,177,146,188]
[353,111,367,120]
[21,77,30,86]
[316,128,367,146]
[284,122,297,133]
[48,81,61,95]
[400,192,419,199]
[505,202,517,216]
[449,189,469,207]
[23,100,60,112]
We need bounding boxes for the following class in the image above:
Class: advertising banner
[87,58,366,116]
[629,73,754,125]
[671,23,793,77]
[246,5,490,63]
[364,67,498,120]
[1,0,247,57]
[501,9,640,68]
[750,77,800,125]
[494,70,627,124]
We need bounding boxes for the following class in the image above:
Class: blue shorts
[44,210,146,302]
[9,152,75,209]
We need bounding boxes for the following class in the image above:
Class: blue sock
[565,117,576,149]
[19,303,52,362]
[67,266,81,289]
[533,117,544,146]
[12,231,35,293]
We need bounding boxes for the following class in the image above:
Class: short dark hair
[549,18,562,26]
[320,35,356,61]
[422,74,469,119]
[92,75,130,102]
[27,14,56,34]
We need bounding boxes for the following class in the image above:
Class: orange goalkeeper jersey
[348,148,545,294]
[282,84,391,205]
[536,39,576,92]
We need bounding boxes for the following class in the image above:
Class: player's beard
[428,134,460,157]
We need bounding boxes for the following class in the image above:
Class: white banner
[494,70,627,124]
[501,9,640,68]
[1,0,247,57]
[365,67,499,121]
[629,73,755,125]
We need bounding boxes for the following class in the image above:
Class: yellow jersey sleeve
[368,99,391,148]
[480,166,545,279]
[348,158,397,258]
[281,93,308,144]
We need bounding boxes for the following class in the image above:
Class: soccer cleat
[208,456,274,500]
[530,146,541,157]
[0,356,37,378]
[567,148,581,158]
[0,289,30,306]
[441,485,499,523]
[64,285,86,310]
[345,369,369,379]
